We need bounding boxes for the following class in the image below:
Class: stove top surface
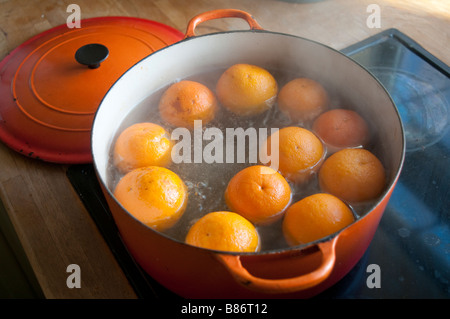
[67,29,450,299]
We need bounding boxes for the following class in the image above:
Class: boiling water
[107,68,381,252]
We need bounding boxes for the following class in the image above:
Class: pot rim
[91,28,406,257]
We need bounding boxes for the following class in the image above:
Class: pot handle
[184,9,264,38]
[216,237,338,294]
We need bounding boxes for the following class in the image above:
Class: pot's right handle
[184,9,264,39]
[216,237,338,294]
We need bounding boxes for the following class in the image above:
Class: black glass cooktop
[67,28,450,299]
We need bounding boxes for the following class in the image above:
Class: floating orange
[319,148,386,203]
[185,211,260,253]
[216,64,278,116]
[278,78,329,124]
[283,193,355,246]
[114,166,187,232]
[225,165,292,225]
[312,108,370,152]
[260,126,325,184]
[159,80,218,129]
[113,122,172,173]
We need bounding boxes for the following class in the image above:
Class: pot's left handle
[216,237,338,294]
[184,9,264,39]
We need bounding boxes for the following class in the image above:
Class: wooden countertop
[0,0,448,299]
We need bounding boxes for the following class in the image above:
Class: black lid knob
[75,43,109,69]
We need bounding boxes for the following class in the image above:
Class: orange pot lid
[0,16,183,164]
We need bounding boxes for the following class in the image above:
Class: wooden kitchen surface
[0,0,448,299]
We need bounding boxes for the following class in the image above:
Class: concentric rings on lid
[0,16,183,163]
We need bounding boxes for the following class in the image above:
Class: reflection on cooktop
[340,28,449,298]
[343,29,449,153]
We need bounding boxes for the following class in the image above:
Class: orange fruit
[282,193,355,246]
[224,165,292,225]
[260,126,325,184]
[114,166,187,232]
[216,64,278,116]
[113,122,172,173]
[185,211,260,253]
[277,78,329,123]
[312,108,371,153]
[318,148,386,203]
[158,80,218,129]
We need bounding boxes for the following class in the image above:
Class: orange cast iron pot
[91,9,405,298]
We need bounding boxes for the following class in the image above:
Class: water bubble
[434,270,449,284]
[444,244,450,254]
[423,233,441,246]
[397,227,411,238]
